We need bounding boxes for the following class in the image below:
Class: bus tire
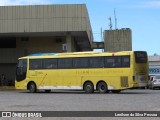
[84,82,94,93]
[97,82,108,93]
[29,82,37,93]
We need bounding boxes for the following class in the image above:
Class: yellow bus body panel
[15,51,148,91]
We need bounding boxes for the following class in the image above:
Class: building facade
[0,4,93,85]
[104,28,132,52]
[148,56,160,76]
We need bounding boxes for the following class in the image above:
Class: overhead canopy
[0,4,93,51]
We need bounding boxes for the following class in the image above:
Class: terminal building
[104,28,132,52]
[148,56,160,76]
[0,4,93,85]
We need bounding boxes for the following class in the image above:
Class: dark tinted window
[43,59,57,69]
[58,58,72,69]
[29,59,43,70]
[28,56,130,70]
[16,59,27,81]
[17,59,27,68]
[105,56,121,68]
[89,57,104,68]
[73,57,89,68]
[135,51,147,63]
[122,56,130,67]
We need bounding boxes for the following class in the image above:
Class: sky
[0,0,160,55]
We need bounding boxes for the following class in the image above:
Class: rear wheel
[84,82,94,93]
[97,82,108,93]
[29,82,37,93]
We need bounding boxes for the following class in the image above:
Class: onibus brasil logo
[1,112,42,118]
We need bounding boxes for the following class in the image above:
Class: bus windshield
[134,51,147,63]
[16,59,27,81]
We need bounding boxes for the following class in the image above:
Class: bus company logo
[2,112,11,117]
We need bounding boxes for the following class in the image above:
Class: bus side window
[30,59,42,70]
[43,59,57,69]
[105,57,121,68]
[114,57,121,67]
[89,57,104,68]
[58,58,72,69]
[122,56,130,67]
[73,57,89,68]
[105,57,113,68]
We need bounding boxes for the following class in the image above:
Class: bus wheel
[29,82,37,93]
[111,90,121,93]
[84,82,94,93]
[97,82,108,93]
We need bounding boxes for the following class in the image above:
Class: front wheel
[84,82,94,93]
[29,82,37,93]
[97,82,108,93]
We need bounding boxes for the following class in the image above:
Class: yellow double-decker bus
[15,51,149,93]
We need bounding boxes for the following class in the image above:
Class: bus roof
[28,53,57,56]
[19,51,136,59]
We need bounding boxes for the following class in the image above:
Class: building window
[0,37,16,48]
